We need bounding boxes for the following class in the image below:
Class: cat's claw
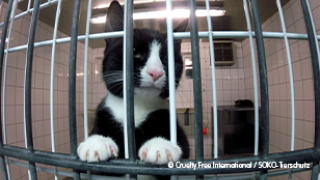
[140,149,147,161]
[166,150,173,162]
[77,135,119,162]
[138,137,182,164]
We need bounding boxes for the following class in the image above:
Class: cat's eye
[134,54,142,58]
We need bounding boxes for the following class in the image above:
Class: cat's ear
[173,19,189,32]
[105,1,124,32]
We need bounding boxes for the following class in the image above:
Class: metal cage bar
[2,0,19,179]
[0,0,14,179]
[84,0,93,179]
[1,31,319,55]
[124,0,136,162]
[276,0,296,152]
[188,0,204,179]
[4,158,314,180]
[24,0,43,178]
[68,0,82,179]
[248,0,269,179]
[204,0,219,160]
[242,0,260,157]
[0,145,318,175]
[276,1,297,175]
[299,0,320,179]
[122,0,129,162]
[166,0,178,148]
[0,0,319,179]
[123,1,137,179]
[49,0,63,178]
[3,31,320,55]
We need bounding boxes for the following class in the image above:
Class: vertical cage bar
[248,0,269,179]
[84,0,93,179]
[299,0,320,179]
[50,0,63,179]
[123,0,129,161]
[83,0,92,142]
[2,0,18,179]
[276,0,296,151]
[0,0,3,11]
[68,0,81,179]
[24,0,43,178]
[188,0,203,179]
[165,0,178,176]
[204,0,218,159]
[248,0,269,158]
[0,1,14,180]
[27,0,31,13]
[123,0,137,179]
[243,0,260,156]
[299,0,320,150]
[312,164,320,180]
[166,0,177,145]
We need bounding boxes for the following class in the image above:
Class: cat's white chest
[105,92,168,127]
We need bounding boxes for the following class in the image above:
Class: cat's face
[102,1,188,99]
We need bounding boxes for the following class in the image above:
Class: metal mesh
[0,0,319,179]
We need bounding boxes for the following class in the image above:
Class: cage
[0,0,319,179]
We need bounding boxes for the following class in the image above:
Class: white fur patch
[105,93,168,127]
[77,135,119,162]
[138,137,182,164]
[140,40,166,89]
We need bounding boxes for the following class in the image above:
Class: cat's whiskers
[107,82,123,94]
[134,29,140,40]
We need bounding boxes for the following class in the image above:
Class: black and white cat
[77,0,189,172]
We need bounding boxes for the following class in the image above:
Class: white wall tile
[304,100,315,121]
[291,1,304,21]
[292,61,302,81]
[294,81,304,100]
[303,79,314,100]
[309,0,320,10]
[312,5,320,31]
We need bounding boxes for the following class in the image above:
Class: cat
[234,99,254,107]
[77,1,190,179]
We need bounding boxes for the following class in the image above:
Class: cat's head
[102,1,188,99]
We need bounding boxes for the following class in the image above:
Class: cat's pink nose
[147,70,163,81]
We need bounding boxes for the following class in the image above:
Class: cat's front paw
[138,137,182,164]
[77,135,119,162]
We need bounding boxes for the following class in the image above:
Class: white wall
[241,0,319,179]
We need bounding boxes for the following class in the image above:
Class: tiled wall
[176,41,245,159]
[0,2,105,179]
[1,0,319,179]
[241,0,319,179]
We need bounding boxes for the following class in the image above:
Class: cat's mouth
[135,86,162,98]
[139,79,165,90]
[140,84,163,90]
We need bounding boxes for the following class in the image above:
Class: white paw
[77,135,119,162]
[138,137,182,164]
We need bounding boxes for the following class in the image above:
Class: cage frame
[0,0,319,179]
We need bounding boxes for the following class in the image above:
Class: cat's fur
[77,1,189,179]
